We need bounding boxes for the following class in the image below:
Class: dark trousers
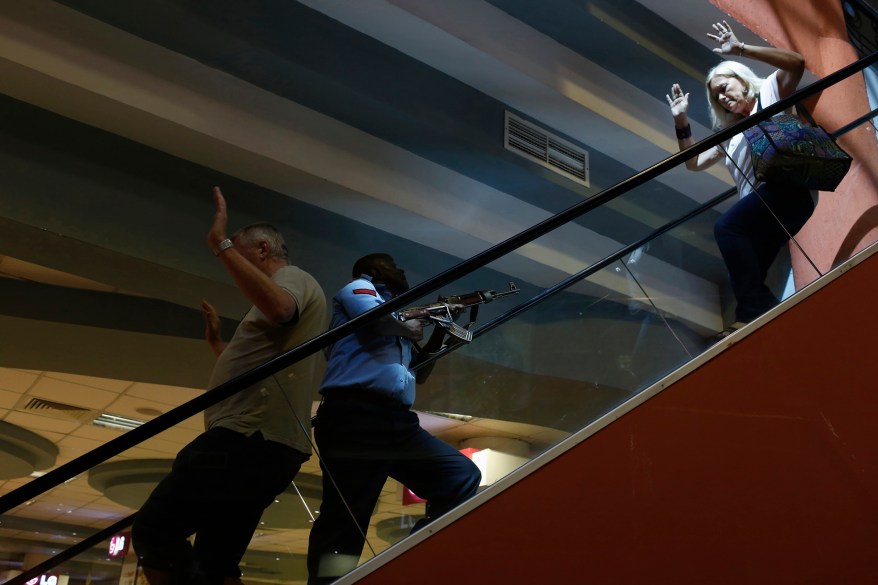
[306,395,481,584]
[714,182,815,323]
[132,427,304,584]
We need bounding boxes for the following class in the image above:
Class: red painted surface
[355,251,878,584]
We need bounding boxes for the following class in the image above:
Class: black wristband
[675,124,692,140]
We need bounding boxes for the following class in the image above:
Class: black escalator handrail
[1,50,875,516]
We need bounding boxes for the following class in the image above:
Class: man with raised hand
[133,187,327,585]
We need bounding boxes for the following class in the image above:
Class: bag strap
[750,94,781,153]
[727,94,765,196]
[718,142,760,198]
[794,101,817,126]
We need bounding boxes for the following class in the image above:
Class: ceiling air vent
[504,111,589,187]
[16,396,99,423]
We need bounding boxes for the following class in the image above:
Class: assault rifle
[398,282,519,342]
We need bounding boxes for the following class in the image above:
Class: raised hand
[202,299,221,334]
[707,20,741,56]
[208,186,228,251]
[201,299,226,355]
[665,83,690,120]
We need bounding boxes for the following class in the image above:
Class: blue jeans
[714,182,815,323]
[307,393,481,584]
[132,427,304,584]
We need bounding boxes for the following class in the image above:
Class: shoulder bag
[743,96,852,191]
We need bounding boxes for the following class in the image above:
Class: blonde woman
[667,21,813,336]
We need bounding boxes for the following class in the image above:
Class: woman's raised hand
[708,20,742,55]
[665,83,689,119]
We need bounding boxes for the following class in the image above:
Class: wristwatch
[214,238,234,256]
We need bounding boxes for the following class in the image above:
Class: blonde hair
[705,61,764,129]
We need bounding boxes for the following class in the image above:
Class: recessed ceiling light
[92,413,146,430]
[135,407,164,418]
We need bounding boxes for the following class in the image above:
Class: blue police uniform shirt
[319,274,416,407]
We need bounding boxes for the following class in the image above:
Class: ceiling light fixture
[92,413,146,431]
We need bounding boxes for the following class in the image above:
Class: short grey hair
[233,223,289,262]
[705,60,764,130]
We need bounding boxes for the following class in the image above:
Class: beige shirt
[204,265,327,454]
